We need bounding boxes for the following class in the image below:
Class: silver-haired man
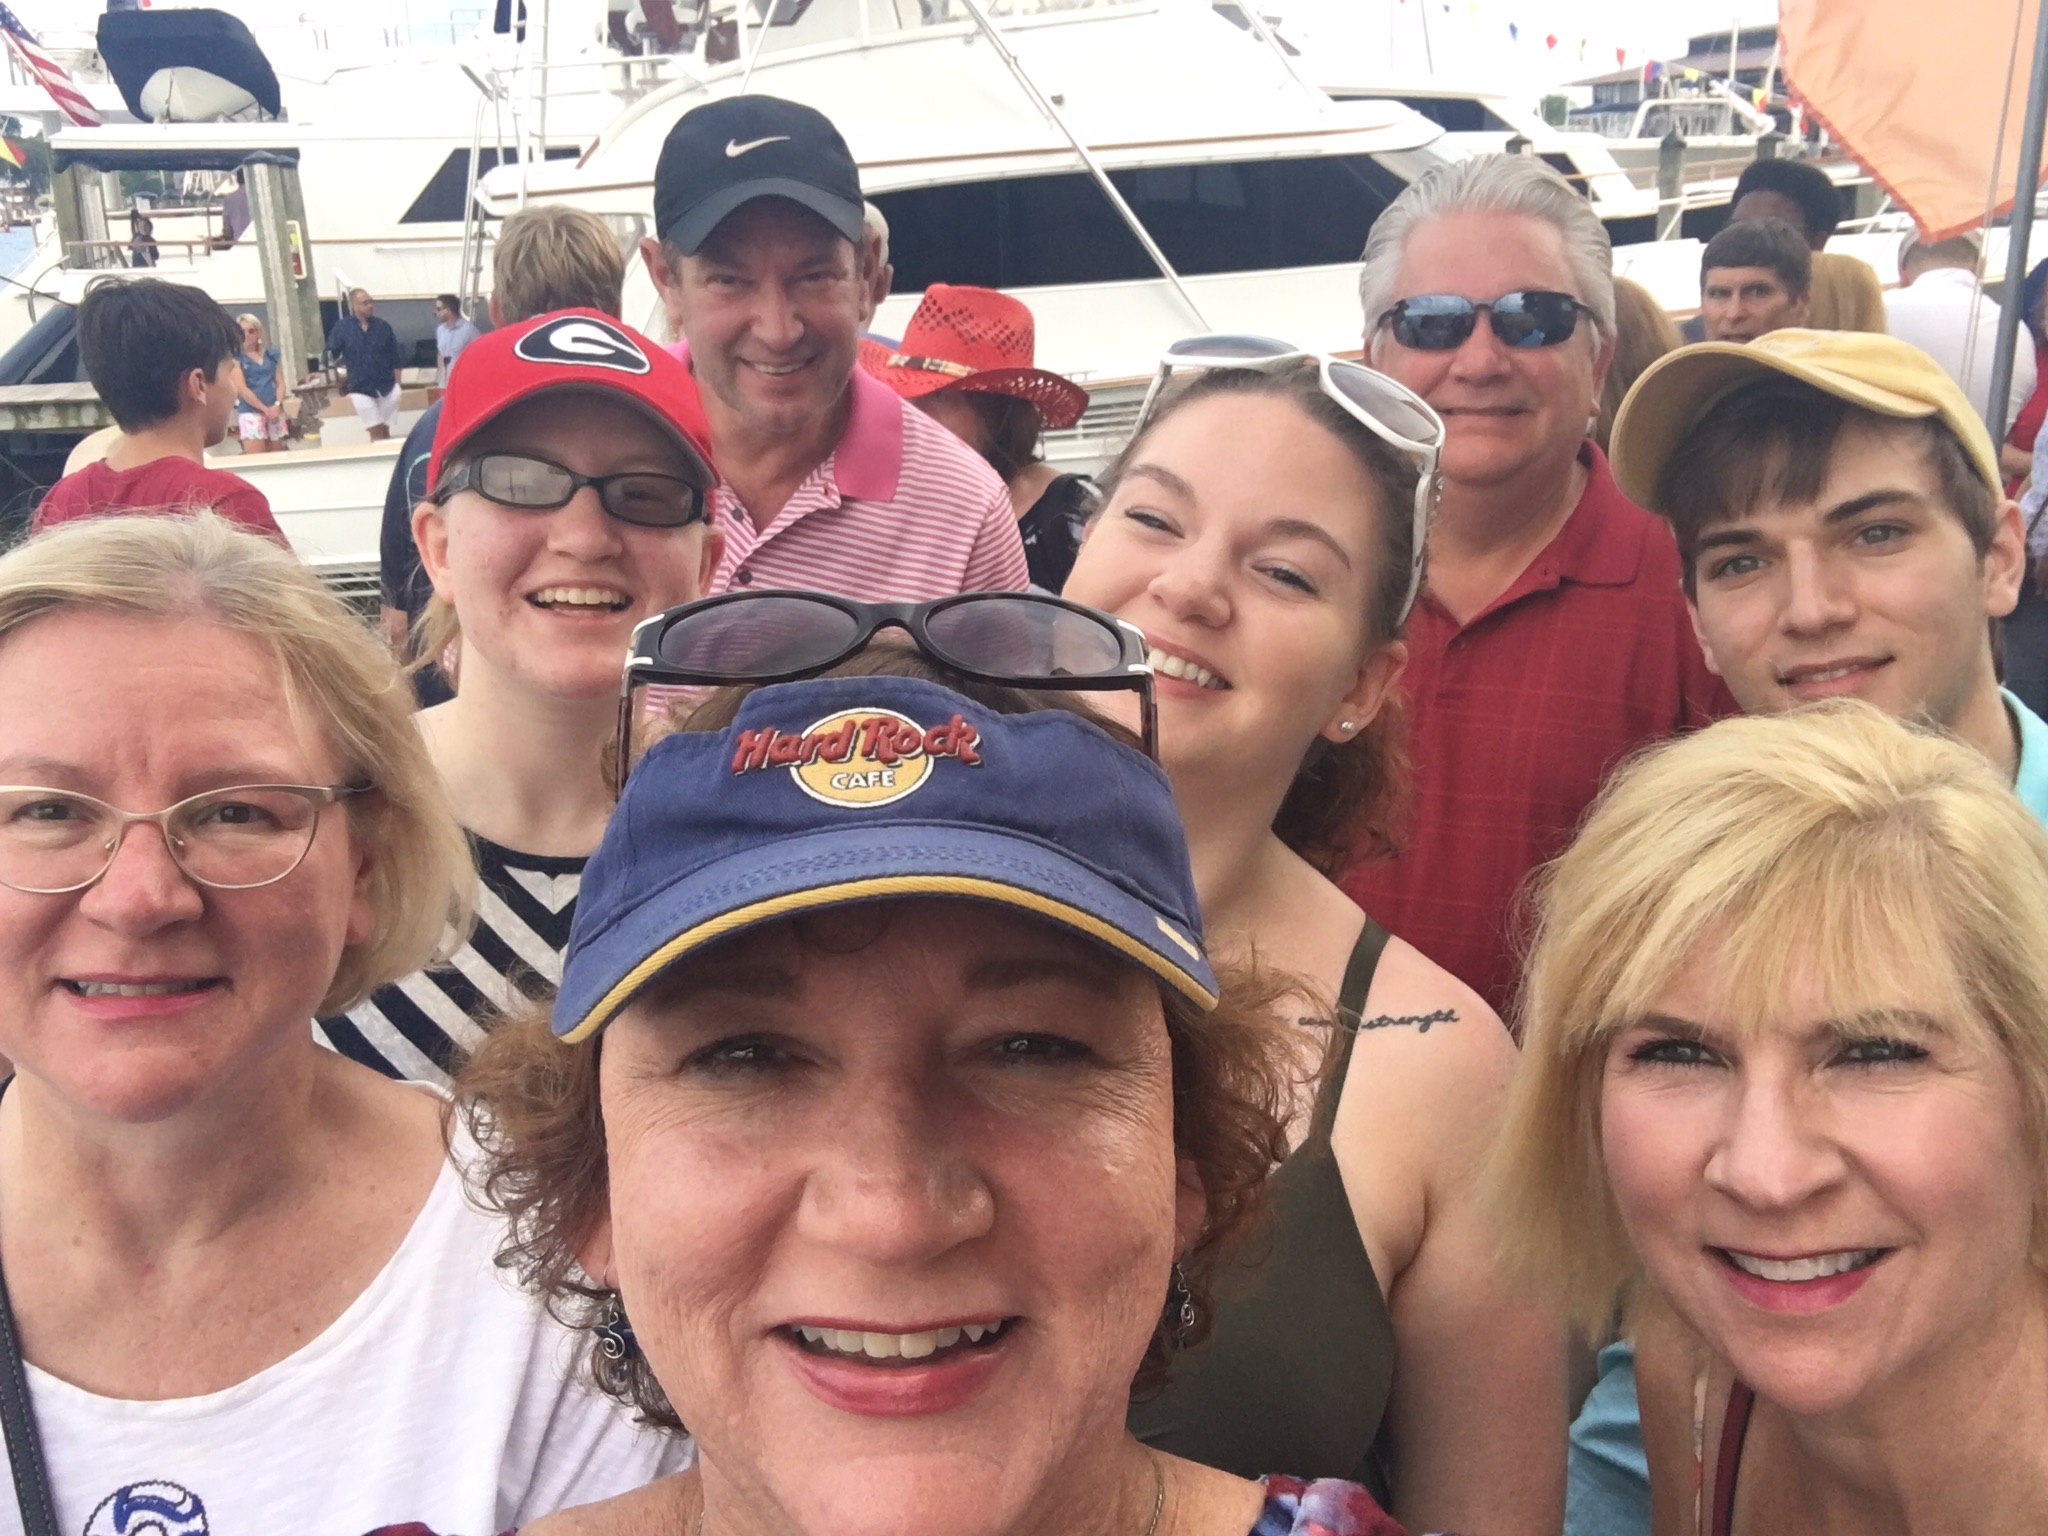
[1340,153,1730,1015]
[1340,151,1728,1536]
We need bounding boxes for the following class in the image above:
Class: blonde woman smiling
[1493,700,2048,1535]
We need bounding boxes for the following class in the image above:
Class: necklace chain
[691,1450,1167,1536]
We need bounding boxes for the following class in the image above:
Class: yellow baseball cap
[1611,329,2004,513]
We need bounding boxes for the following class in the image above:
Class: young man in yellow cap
[1612,327,2041,817]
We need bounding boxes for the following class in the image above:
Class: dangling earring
[1169,1263,1197,1345]
[594,1293,636,1362]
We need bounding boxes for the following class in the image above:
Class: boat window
[875,153,1408,291]
[400,147,581,225]
[1356,95,1515,134]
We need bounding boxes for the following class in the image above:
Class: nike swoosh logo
[726,135,791,157]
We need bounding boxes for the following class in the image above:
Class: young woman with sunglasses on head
[1061,347,1568,1535]
[316,312,724,1085]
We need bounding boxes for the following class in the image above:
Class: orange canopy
[1782,0,2042,239]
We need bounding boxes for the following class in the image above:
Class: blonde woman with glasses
[0,513,687,1531]
[1493,700,2048,1534]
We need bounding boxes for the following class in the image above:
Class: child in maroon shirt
[34,278,286,543]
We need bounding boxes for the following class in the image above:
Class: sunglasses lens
[476,455,576,508]
[925,596,1128,678]
[1492,291,1582,347]
[1164,333,1300,363]
[1326,363,1442,448]
[600,475,703,528]
[655,596,862,678]
[1389,298,1478,352]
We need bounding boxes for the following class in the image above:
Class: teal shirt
[2009,688,2048,829]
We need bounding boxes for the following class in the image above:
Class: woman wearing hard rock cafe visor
[386,588,1421,1536]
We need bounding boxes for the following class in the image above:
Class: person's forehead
[468,390,687,464]
[1391,209,1579,301]
[1703,265,1791,291]
[640,897,1146,1005]
[694,197,854,267]
[1711,414,1951,527]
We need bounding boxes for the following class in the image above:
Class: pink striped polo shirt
[666,341,1028,600]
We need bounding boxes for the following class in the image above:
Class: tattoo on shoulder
[1351,1007,1459,1034]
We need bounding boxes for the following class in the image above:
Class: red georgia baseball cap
[428,310,717,494]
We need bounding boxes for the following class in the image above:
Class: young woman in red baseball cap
[316,310,725,1084]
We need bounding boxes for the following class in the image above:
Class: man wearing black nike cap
[639,94,1028,600]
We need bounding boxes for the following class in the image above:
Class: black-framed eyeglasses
[0,783,371,895]
[1135,334,1444,622]
[431,452,710,529]
[1375,290,1596,352]
[616,591,1157,793]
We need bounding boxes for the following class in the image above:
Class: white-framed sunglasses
[1135,334,1445,622]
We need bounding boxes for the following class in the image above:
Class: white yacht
[478,0,1453,380]
[2,0,685,353]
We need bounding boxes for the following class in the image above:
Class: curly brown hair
[453,656,1305,1431]
[1098,362,1419,872]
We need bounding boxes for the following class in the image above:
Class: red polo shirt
[1340,443,1732,1016]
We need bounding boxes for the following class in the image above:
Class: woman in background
[230,312,290,455]
[1594,278,1681,453]
[871,284,1095,591]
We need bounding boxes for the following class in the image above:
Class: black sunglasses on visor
[431,452,710,529]
[616,590,1158,793]
[1136,334,1444,621]
[1376,290,1595,352]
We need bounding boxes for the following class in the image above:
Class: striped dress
[317,835,583,1086]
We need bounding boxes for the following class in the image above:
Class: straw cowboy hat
[870,284,1089,430]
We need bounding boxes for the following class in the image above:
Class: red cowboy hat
[874,284,1089,430]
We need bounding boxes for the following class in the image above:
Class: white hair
[863,200,891,269]
[1359,155,1616,358]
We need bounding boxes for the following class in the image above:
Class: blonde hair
[235,312,264,336]
[1489,700,2048,1335]
[1806,251,1888,334]
[492,204,627,325]
[1594,277,1681,451]
[0,514,475,1012]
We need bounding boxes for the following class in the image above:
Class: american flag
[0,3,100,129]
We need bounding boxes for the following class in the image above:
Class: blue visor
[555,675,1216,1041]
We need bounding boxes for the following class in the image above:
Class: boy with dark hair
[34,277,283,540]
[1698,218,1812,342]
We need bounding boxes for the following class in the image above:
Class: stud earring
[1339,719,1356,734]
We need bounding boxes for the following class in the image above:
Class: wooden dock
[0,382,113,434]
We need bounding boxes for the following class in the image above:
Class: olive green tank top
[1128,920,1398,1495]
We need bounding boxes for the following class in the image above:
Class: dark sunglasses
[431,452,710,529]
[616,590,1158,792]
[1376,290,1595,351]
